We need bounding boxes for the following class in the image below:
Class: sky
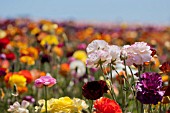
[0,0,170,25]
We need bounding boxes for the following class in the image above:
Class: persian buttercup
[122,42,152,66]
[34,73,56,88]
[136,72,164,104]
[82,80,108,100]
[94,97,122,113]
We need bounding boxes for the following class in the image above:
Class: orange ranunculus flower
[52,46,63,57]
[19,70,33,84]
[20,47,38,60]
[162,75,169,82]
[59,63,70,76]
[17,86,28,94]
[94,97,122,113]
[30,69,46,81]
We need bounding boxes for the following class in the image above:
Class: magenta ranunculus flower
[136,72,164,105]
[34,73,56,88]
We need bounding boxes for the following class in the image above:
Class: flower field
[0,18,170,113]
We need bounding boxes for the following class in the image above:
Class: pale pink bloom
[122,42,152,66]
[86,40,109,54]
[8,100,30,113]
[34,73,56,88]
[86,50,112,68]
[108,45,121,63]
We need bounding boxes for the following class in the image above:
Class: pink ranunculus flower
[121,42,152,66]
[34,73,56,88]
[86,40,109,54]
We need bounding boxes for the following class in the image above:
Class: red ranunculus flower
[19,70,33,83]
[5,52,16,60]
[159,61,170,73]
[82,80,108,100]
[0,37,10,49]
[94,97,122,113]
[0,67,6,77]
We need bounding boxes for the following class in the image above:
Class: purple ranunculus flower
[136,72,164,105]
[23,96,35,103]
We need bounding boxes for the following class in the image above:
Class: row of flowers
[0,18,170,113]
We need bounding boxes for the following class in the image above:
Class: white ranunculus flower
[70,60,86,77]
[8,100,30,113]
[86,40,109,54]
[108,45,121,63]
[86,50,112,68]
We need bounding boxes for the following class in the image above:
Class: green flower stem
[44,86,48,113]
[159,103,162,113]
[99,64,115,100]
[148,104,151,113]
[141,103,144,113]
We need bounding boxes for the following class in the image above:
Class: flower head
[35,97,88,113]
[136,72,164,104]
[86,40,109,54]
[8,100,30,113]
[82,80,109,100]
[159,61,170,74]
[70,60,86,78]
[94,97,122,113]
[122,42,152,66]
[34,73,56,88]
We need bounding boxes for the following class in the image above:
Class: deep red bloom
[5,52,16,60]
[82,80,108,100]
[0,68,6,77]
[94,97,122,113]
[0,37,10,49]
[159,61,170,73]
[150,48,157,57]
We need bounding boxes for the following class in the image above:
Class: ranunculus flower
[72,50,87,63]
[86,40,109,54]
[0,68,6,77]
[8,74,27,88]
[34,73,56,88]
[5,52,16,60]
[159,61,170,74]
[70,60,86,78]
[0,37,10,49]
[19,70,33,84]
[8,100,30,113]
[122,42,152,66]
[136,72,164,105]
[59,63,70,76]
[35,97,88,113]
[94,97,122,113]
[86,50,112,68]
[23,96,35,104]
[108,45,121,63]
[82,80,109,100]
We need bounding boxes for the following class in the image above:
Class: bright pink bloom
[34,74,56,88]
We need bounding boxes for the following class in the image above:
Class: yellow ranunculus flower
[73,50,87,63]
[20,56,35,65]
[8,74,27,88]
[36,97,88,113]
[40,35,59,46]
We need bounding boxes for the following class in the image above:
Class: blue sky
[0,0,170,24]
